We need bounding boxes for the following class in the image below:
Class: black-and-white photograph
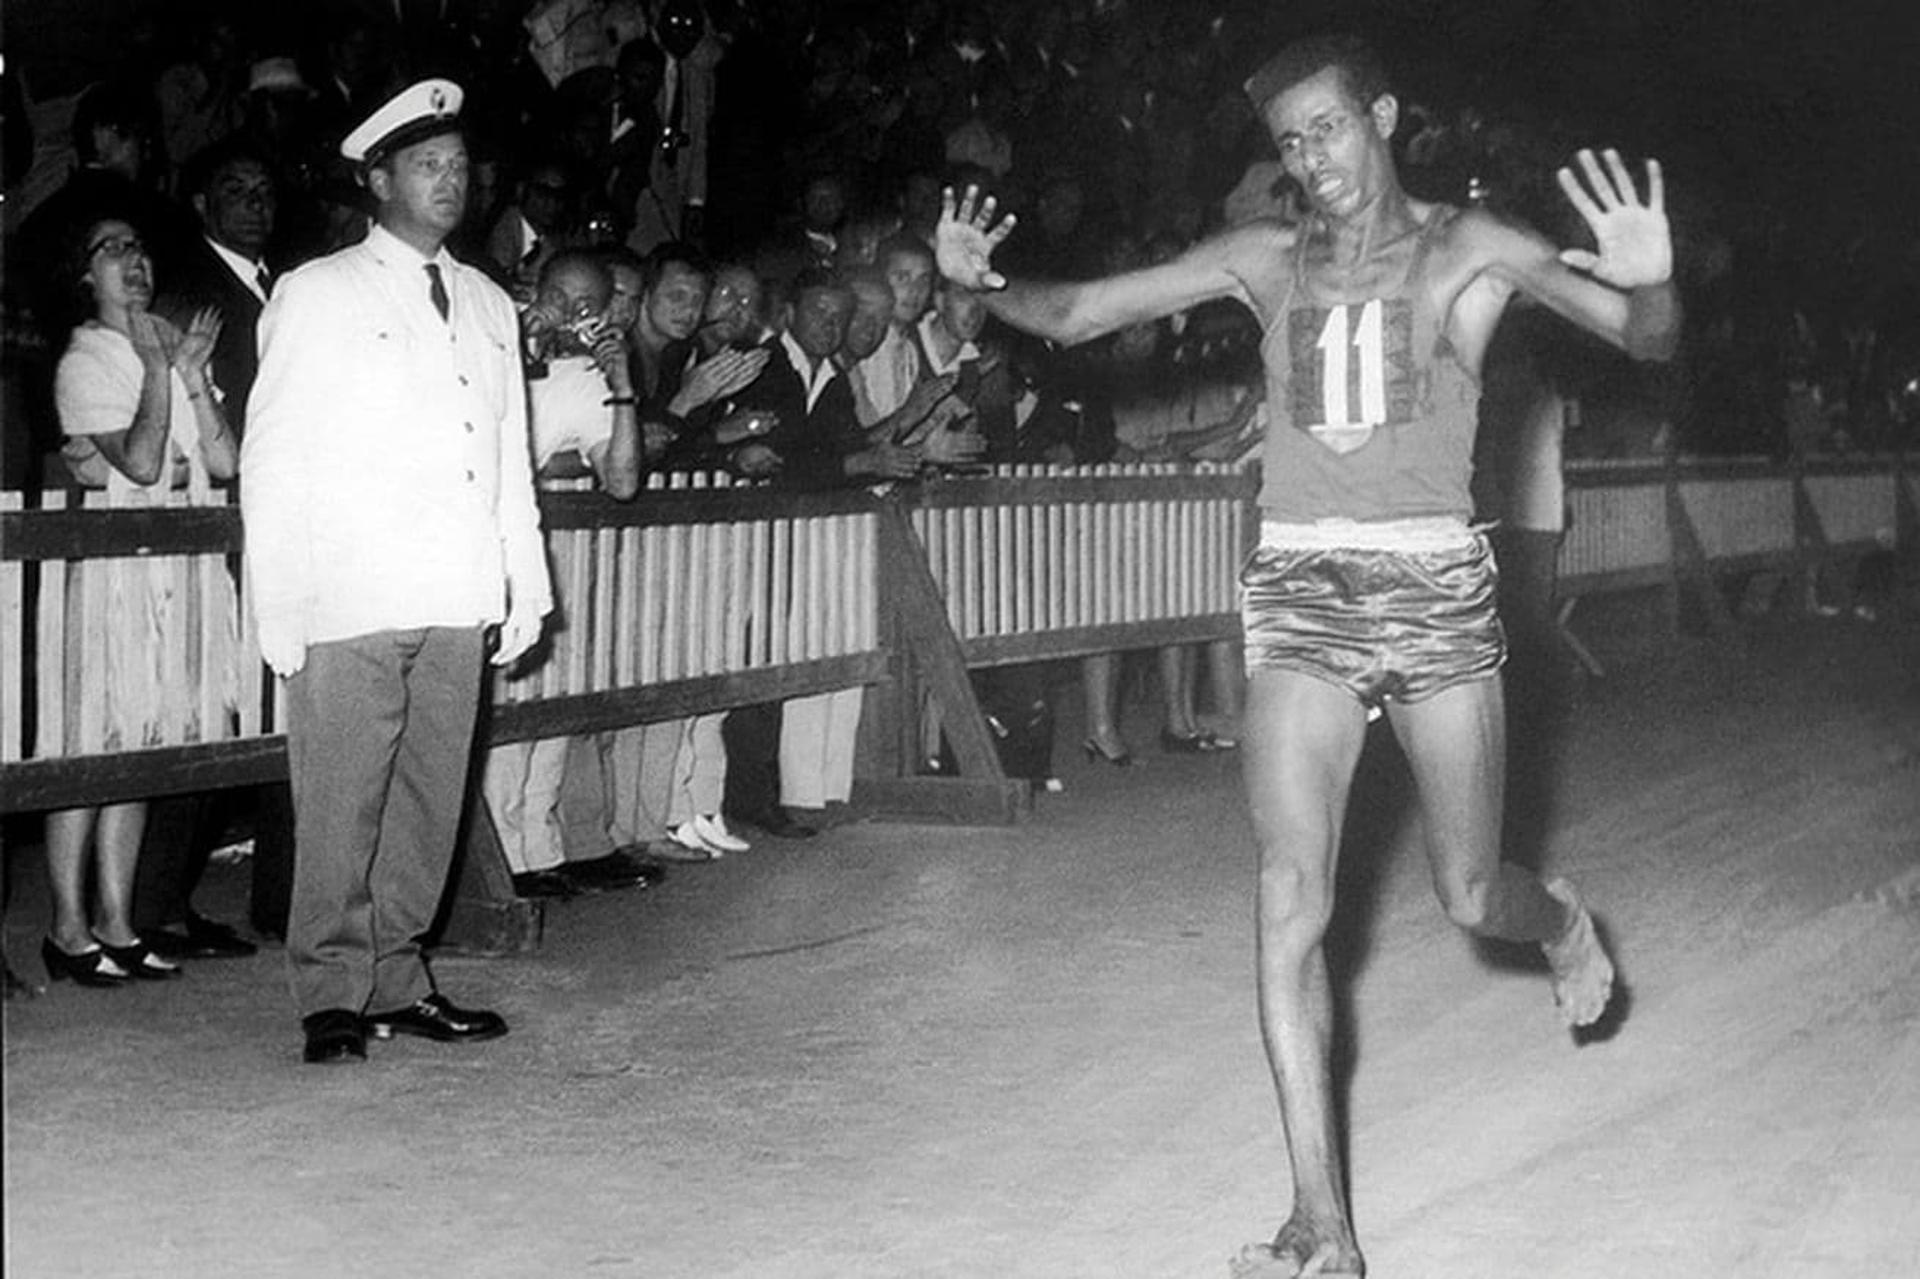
[3,2,1916,1275]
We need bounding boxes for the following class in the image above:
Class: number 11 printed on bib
[1286,299,1417,453]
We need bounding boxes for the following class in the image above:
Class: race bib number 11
[1287,299,1416,448]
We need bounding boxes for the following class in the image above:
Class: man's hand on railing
[914,419,988,467]
[640,413,676,461]
[713,407,777,445]
[845,441,921,480]
[729,442,783,478]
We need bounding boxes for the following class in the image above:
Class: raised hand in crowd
[171,306,225,384]
[127,309,181,372]
[589,321,634,396]
[671,345,771,416]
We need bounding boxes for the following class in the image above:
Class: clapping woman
[41,214,238,986]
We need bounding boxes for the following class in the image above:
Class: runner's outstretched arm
[935,185,1263,348]
[1471,148,1681,361]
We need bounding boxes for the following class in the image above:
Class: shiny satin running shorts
[1240,519,1505,708]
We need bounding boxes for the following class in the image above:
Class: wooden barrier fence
[4,455,1916,820]
[1558,453,1918,666]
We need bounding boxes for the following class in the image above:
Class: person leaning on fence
[913,276,1016,461]
[241,80,552,1066]
[936,32,1677,1277]
[41,211,239,988]
[650,259,782,473]
[481,248,665,899]
[553,241,768,862]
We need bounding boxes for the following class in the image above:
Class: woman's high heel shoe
[93,937,183,981]
[41,938,131,987]
[1082,738,1135,767]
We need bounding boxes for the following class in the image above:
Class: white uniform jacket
[242,223,552,652]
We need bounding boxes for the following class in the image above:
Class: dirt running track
[6,607,1919,1279]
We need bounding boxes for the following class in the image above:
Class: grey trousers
[283,627,484,1018]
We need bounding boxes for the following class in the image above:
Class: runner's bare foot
[1229,1218,1364,1277]
[1543,877,1615,1027]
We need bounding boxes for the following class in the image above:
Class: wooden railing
[908,463,1254,665]
[1557,453,1918,655]
[4,454,1915,817]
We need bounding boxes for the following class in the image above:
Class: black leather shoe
[510,869,580,899]
[555,851,664,892]
[147,914,258,960]
[41,938,130,987]
[94,937,184,981]
[735,809,819,840]
[302,1009,367,1064]
[365,993,508,1043]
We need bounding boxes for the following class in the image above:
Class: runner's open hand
[936,186,1016,291]
[1557,148,1671,290]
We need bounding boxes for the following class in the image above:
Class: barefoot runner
[933,33,1677,1278]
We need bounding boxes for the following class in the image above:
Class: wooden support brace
[1554,596,1607,679]
[1791,468,1847,614]
[1665,480,1737,636]
[868,503,1028,824]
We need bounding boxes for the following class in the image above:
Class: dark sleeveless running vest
[1256,207,1481,522]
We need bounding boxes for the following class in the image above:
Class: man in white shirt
[854,234,936,418]
[243,80,552,1065]
[485,248,667,895]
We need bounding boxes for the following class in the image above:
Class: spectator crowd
[3,0,1278,996]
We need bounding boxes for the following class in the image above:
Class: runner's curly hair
[1243,34,1393,115]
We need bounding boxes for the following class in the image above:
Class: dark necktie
[256,265,273,298]
[425,262,450,321]
[661,59,686,170]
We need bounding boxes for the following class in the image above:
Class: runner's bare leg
[1239,669,1370,1275]
[1387,675,1613,1022]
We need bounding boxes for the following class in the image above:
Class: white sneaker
[691,813,750,853]
[664,822,721,860]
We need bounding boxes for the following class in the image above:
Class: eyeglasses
[87,234,148,260]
